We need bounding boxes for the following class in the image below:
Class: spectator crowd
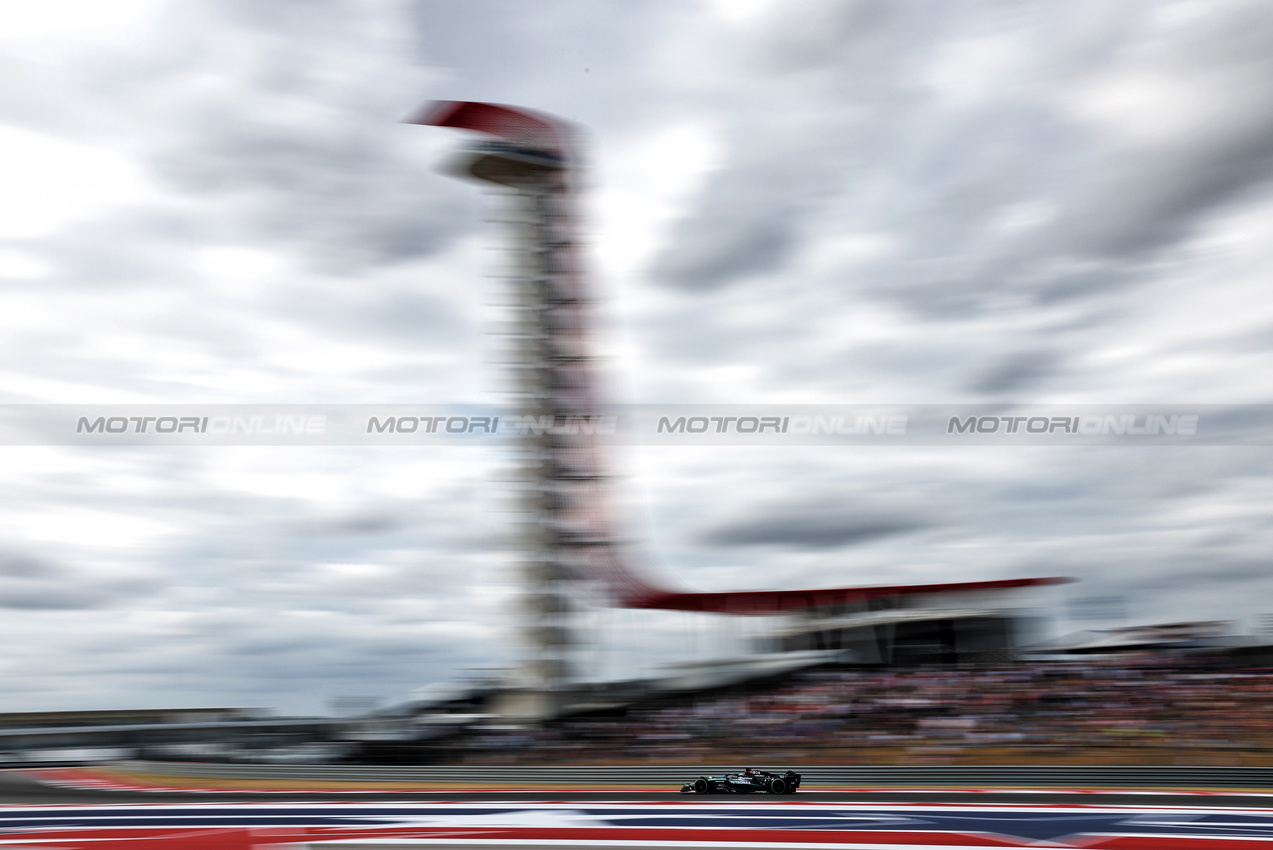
[459,658,1273,765]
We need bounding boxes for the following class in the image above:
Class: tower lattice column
[418,102,633,718]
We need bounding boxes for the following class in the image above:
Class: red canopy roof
[408,100,574,156]
[625,576,1073,615]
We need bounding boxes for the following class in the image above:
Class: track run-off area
[7,770,1273,848]
[3,795,1273,848]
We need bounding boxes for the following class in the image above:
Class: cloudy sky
[2,0,1273,715]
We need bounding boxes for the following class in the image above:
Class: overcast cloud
[1,0,1273,714]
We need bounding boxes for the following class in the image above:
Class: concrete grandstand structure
[412,102,1071,717]
[756,580,1057,666]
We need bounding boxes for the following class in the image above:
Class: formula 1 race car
[680,768,801,795]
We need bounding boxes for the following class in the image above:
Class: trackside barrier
[115,762,1273,788]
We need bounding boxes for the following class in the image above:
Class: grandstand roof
[628,576,1074,616]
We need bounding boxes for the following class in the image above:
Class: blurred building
[1026,620,1264,658]
[757,581,1054,666]
[0,707,344,765]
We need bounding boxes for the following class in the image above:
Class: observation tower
[411,101,651,717]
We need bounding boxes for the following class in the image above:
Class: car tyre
[768,778,787,795]
[694,777,709,794]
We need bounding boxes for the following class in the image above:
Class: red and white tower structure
[413,102,655,715]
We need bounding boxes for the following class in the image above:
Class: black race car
[680,768,801,795]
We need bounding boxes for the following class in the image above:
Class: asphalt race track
[5,771,1273,848]
[3,769,1273,807]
